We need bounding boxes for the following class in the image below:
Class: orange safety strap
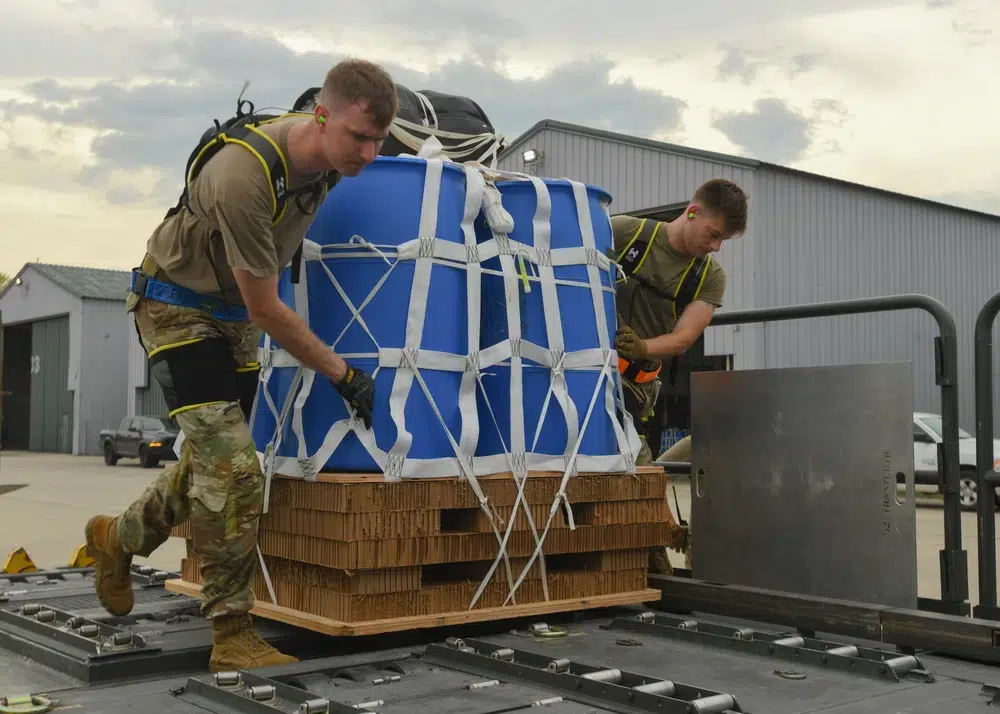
[618,356,662,384]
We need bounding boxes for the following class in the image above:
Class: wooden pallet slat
[164,578,662,636]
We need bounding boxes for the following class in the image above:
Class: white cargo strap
[251,157,641,609]
[496,178,633,605]
[414,91,438,128]
[468,172,638,607]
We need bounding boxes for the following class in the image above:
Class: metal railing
[677,294,970,613]
[973,291,1000,619]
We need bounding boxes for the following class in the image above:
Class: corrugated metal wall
[126,313,146,392]
[78,299,129,456]
[137,363,169,418]
[496,127,763,368]
[124,311,169,418]
[752,165,1000,432]
[29,316,73,453]
[126,311,145,417]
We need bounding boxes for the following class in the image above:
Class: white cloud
[0,0,998,277]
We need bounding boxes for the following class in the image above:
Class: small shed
[0,263,131,455]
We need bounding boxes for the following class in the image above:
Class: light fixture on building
[522,148,541,164]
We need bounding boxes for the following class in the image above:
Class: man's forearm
[643,332,693,359]
[254,302,348,383]
[638,302,717,361]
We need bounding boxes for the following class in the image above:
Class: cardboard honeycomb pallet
[165,465,670,635]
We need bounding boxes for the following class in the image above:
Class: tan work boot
[84,515,134,617]
[209,614,299,672]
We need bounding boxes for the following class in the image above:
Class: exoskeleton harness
[127,94,340,420]
[615,217,712,385]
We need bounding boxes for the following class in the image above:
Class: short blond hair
[317,58,398,129]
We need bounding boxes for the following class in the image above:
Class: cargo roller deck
[0,565,995,714]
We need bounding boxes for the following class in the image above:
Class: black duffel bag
[292,83,505,166]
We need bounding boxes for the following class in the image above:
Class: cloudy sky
[1,0,997,279]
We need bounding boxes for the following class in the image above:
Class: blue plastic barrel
[251,156,473,473]
[475,178,619,461]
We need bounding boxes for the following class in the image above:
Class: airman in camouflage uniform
[612,178,748,574]
[84,59,396,672]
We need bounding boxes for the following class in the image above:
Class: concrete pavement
[0,450,186,573]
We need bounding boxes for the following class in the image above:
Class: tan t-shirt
[145,115,329,306]
[611,214,727,340]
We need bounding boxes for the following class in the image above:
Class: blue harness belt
[129,269,249,322]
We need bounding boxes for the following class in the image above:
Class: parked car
[912,411,1000,509]
[99,416,179,468]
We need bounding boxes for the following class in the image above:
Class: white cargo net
[247,151,642,611]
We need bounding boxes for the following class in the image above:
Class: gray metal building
[497,119,1000,438]
[0,263,132,455]
[126,308,169,419]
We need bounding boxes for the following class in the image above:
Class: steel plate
[689,362,917,608]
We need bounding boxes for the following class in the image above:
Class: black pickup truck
[98,415,179,468]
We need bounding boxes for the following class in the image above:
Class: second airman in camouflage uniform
[612,178,748,574]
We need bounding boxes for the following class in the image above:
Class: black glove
[333,364,374,429]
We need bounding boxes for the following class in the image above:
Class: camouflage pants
[116,296,264,619]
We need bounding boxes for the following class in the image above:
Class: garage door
[29,316,73,453]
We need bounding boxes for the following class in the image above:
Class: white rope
[248,155,641,610]
[414,91,438,128]
[388,115,505,168]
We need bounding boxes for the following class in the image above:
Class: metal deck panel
[0,571,995,714]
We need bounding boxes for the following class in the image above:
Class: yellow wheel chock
[68,544,95,569]
[2,547,37,575]
[0,693,56,713]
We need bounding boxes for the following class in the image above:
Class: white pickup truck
[912,411,1000,509]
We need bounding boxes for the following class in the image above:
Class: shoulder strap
[616,218,660,280]
[197,123,289,223]
[176,111,335,227]
[289,170,342,285]
[186,115,292,225]
[614,217,712,316]
[670,254,712,319]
